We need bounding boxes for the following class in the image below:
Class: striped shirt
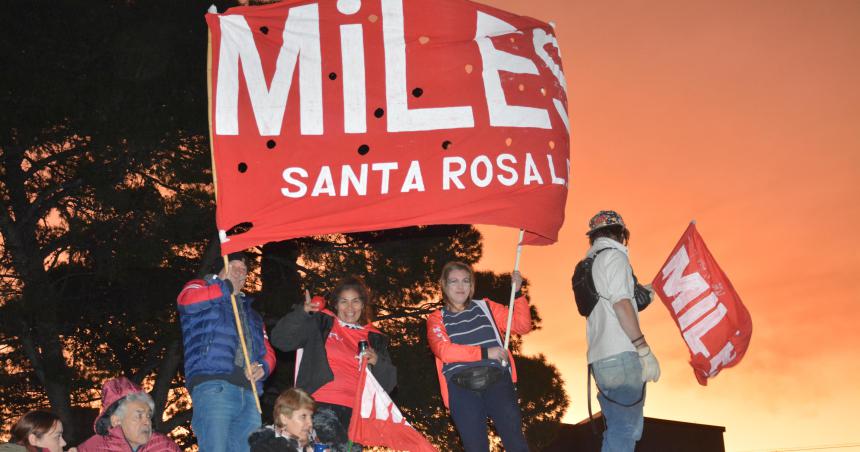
[441,302,504,378]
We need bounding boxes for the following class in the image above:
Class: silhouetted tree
[0,0,217,443]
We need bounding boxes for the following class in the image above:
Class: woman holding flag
[270,276,397,452]
[427,261,533,452]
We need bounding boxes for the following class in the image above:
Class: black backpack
[571,248,653,317]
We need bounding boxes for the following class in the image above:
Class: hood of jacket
[94,377,143,433]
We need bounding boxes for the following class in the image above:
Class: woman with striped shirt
[426,261,533,452]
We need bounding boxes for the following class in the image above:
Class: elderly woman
[77,377,180,452]
[2,410,75,452]
[270,276,396,452]
[426,261,533,452]
[249,387,318,452]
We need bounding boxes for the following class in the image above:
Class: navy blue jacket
[177,276,276,393]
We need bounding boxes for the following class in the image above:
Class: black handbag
[450,365,505,391]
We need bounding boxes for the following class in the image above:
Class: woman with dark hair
[3,410,74,452]
[426,261,533,452]
[270,276,397,452]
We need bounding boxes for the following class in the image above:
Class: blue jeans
[592,351,645,452]
[191,380,261,452]
[448,374,529,452]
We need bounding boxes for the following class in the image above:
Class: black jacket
[248,426,306,452]
[270,307,397,396]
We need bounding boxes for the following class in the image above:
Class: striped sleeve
[176,278,228,314]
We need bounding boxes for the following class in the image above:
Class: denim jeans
[448,374,529,452]
[592,351,645,452]
[191,380,261,452]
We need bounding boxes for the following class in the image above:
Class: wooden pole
[208,24,261,413]
[207,24,218,199]
[503,229,525,352]
[223,255,262,413]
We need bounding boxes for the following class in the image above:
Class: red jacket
[77,427,181,452]
[426,297,532,407]
[77,377,181,452]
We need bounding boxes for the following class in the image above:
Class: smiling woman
[426,261,533,452]
[270,276,398,452]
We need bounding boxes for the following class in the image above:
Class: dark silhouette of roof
[543,412,726,452]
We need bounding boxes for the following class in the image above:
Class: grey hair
[113,391,155,420]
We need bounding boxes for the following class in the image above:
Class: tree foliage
[0,0,217,442]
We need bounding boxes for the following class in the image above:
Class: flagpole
[224,255,263,414]
[208,19,261,413]
[503,229,525,352]
[206,11,218,200]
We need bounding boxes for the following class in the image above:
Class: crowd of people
[3,210,659,452]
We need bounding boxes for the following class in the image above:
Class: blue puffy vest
[178,277,268,392]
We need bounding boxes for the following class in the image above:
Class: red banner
[348,358,437,452]
[206,0,569,254]
[651,223,753,385]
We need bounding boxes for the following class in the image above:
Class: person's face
[111,400,153,449]
[29,421,66,452]
[443,268,472,308]
[280,407,314,445]
[219,259,248,289]
[335,288,364,324]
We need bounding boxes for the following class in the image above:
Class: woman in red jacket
[426,261,533,452]
[77,377,181,452]
[271,276,397,452]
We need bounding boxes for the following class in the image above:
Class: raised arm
[176,278,231,314]
[488,295,533,336]
[270,303,319,352]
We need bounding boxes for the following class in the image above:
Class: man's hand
[638,346,661,382]
[245,362,265,383]
[225,261,247,295]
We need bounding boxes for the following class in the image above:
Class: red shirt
[312,319,371,407]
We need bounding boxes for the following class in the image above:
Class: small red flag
[348,358,437,452]
[651,223,753,385]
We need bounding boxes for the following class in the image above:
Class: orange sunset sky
[472,0,860,451]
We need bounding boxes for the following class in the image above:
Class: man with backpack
[577,210,660,451]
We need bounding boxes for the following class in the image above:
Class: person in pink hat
[77,377,180,452]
